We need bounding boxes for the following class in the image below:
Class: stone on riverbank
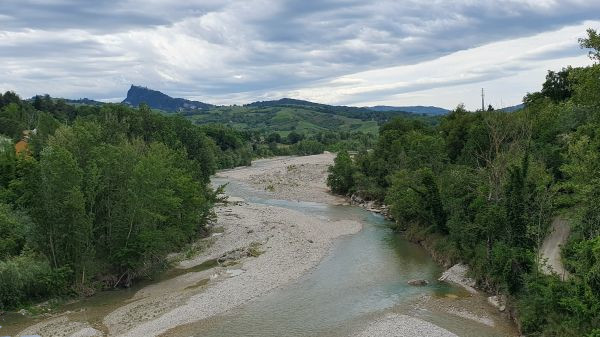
[407,279,429,286]
[487,295,506,312]
[438,263,477,294]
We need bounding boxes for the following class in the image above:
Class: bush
[327,151,355,195]
[291,139,324,155]
[0,252,71,310]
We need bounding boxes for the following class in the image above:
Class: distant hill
[244,98,419,123]
[122,85,213,112]
[30,87,441,136]
[368,105,450,116]
[27,88,433,137]
[64,98,105,106]
[27,95,105,106]
[189,98,435,136]
[245,98,325,108]
[498,103,524,112]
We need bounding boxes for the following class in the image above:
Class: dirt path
[540,218,570,280]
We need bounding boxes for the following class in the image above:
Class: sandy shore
[355,314,459,337]
[115,204,360,337]
[216,152,346,204]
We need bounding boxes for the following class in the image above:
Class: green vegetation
[187,97,423,132]
[327,150,355,195]
[185,105,383,155]
[327,29,600,336]
[0,96,250,310]
[176,99,441,154]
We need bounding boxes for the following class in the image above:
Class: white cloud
[282,21,597,109]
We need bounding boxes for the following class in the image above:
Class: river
[162,179,517,337]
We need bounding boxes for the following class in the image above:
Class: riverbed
[161,177,517,337]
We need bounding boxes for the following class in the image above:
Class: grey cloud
[0,0,226,31]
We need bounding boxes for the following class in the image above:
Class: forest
[0,98,233,309]
[328,29,600,336]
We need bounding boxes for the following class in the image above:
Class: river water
[163,179,517,337]
[0,174,517,337]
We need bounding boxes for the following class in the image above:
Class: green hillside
[186,105,381,136]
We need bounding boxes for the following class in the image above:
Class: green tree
[541,67,573,102]
[579,28,600,61]
[0,203,30,259]
[267,132,281,143]
[34,146,89,274]
[286,131,304,144]
[327,151,355,195]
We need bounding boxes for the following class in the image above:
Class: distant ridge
[122,85,213,112]
[64,98,105,106]
[245,98,326,108]
[498,103,524,112]
[368,105,450,116]
[26,95,105,106]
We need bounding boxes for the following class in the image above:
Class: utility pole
[481,88,485,111]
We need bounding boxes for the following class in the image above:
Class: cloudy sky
[0,0,598,109]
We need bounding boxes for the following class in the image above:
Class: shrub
[0,252,71,310]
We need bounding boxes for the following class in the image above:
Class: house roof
[15,139,29,155]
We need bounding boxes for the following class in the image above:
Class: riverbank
[214,154,517,336]
[13,203,360,337]
[117,204,361,337]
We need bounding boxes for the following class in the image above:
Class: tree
[541,67,573,102]
[386,169,446,233]
[286,131,304,144]
[421,171,448,233]
[292,139,324,155]
[579,28,600,62]
[327,151,355,195]
[470,111,528,201]
[34,146,89,275]
[267,132,281,143]
[504,153,530,247]
[0,203,30,258]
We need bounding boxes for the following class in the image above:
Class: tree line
[327,29,600,336]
